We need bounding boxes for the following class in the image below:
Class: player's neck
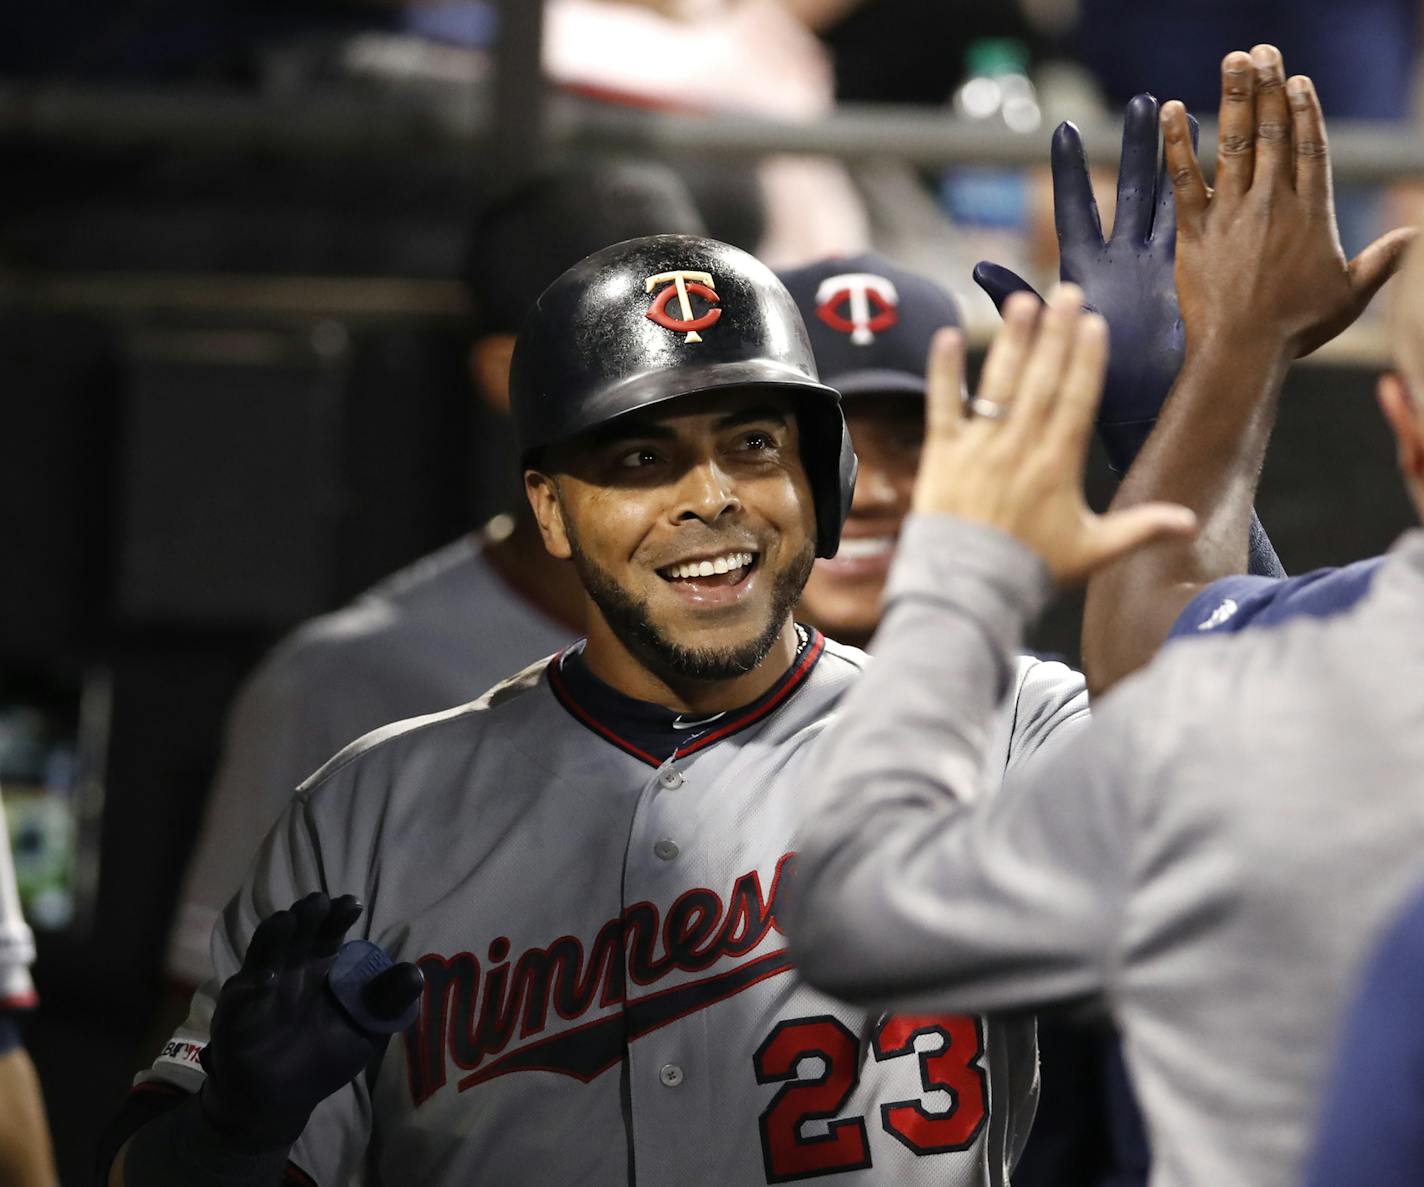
[580,616,802,715]
[481,511,586,633]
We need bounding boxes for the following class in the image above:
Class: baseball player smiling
[108,235,1089,1187]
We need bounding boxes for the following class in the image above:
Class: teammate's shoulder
[279,539,486,655]
[1002,653,1089,751]
[1169,553,1392,641]
[233,540,489,696]
[295,654,553,793]
[361,534,489,613]
[1011,652,1084,692]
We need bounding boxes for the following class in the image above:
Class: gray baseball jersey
[142,627,1087,1186]
[0,789,37,1010]
[166,533,572,987]
[790,516,1424,1187]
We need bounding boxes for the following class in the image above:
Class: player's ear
[470,334,515,417]
[525,469,574,560]
[1379,373,1424,473]
[1378,373,1424,525]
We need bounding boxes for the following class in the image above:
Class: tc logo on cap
[645,270,722,343]
[815,273,899,345]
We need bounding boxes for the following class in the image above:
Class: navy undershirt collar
[547,626,826,767]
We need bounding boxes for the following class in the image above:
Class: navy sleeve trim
[1169,557,1384,640]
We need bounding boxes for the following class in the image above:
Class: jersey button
[659,767,684,789]
[659,1063,684,1088]
[653,839,679,861]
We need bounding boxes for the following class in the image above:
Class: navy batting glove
[198,892,424,1152]
[974,94,1198,473]
[974,96,1285,578]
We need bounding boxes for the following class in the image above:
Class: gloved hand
[197,892,424,1152]
[973,94,1198,472]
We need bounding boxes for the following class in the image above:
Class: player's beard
[566,533,815,683]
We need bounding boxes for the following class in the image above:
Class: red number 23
[752,1013,988,1182]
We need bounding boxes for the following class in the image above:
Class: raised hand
[913,285,1195,585]
[975,94,1197,470]
[1163,45,1416,360]
[198,892,424,1150]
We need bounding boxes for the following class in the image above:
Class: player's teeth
[665,552,754,580]
[836,536,894,560]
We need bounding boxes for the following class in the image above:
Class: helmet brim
[522,359,840,460]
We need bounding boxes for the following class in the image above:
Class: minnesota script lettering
[404,854,798,1104]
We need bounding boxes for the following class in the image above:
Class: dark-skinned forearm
[1082,333,1290,693]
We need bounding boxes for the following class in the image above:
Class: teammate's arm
[0,790,56,1187]
[0,1040,57,1187]
[789,288,1193,1007]
[1080,46,1414,694]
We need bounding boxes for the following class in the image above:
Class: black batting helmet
[510,234,858,559]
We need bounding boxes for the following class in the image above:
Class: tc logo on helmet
[645,271,722,343]
[815,273,899,345]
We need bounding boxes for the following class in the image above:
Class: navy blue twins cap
[777,253,962,397]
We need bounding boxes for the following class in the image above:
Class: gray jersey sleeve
[144,786,372,1185]
[978,649,1092,790]
[787,515,1131,1015]
[166,652,376,986]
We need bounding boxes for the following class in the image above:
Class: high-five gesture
[913,286,1195,585]
[975,94,1196,470]
[1083,46,1415,694]
[1163,45,1415,359]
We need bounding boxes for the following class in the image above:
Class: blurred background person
[545,0,870,264]
[781,253,946,648]
[0,790,57,1187]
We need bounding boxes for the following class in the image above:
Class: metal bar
[0,82,485,160]
[560,103,1424,183]
[0,270,469,321]
[3,84,1424,182]
[0,267,1387,367]
[490,0,547,182]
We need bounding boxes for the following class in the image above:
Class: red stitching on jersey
[545,629,826,766]
[545,652,664,767]
[283,1162,319,1187]
[129,1081,188,1098]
